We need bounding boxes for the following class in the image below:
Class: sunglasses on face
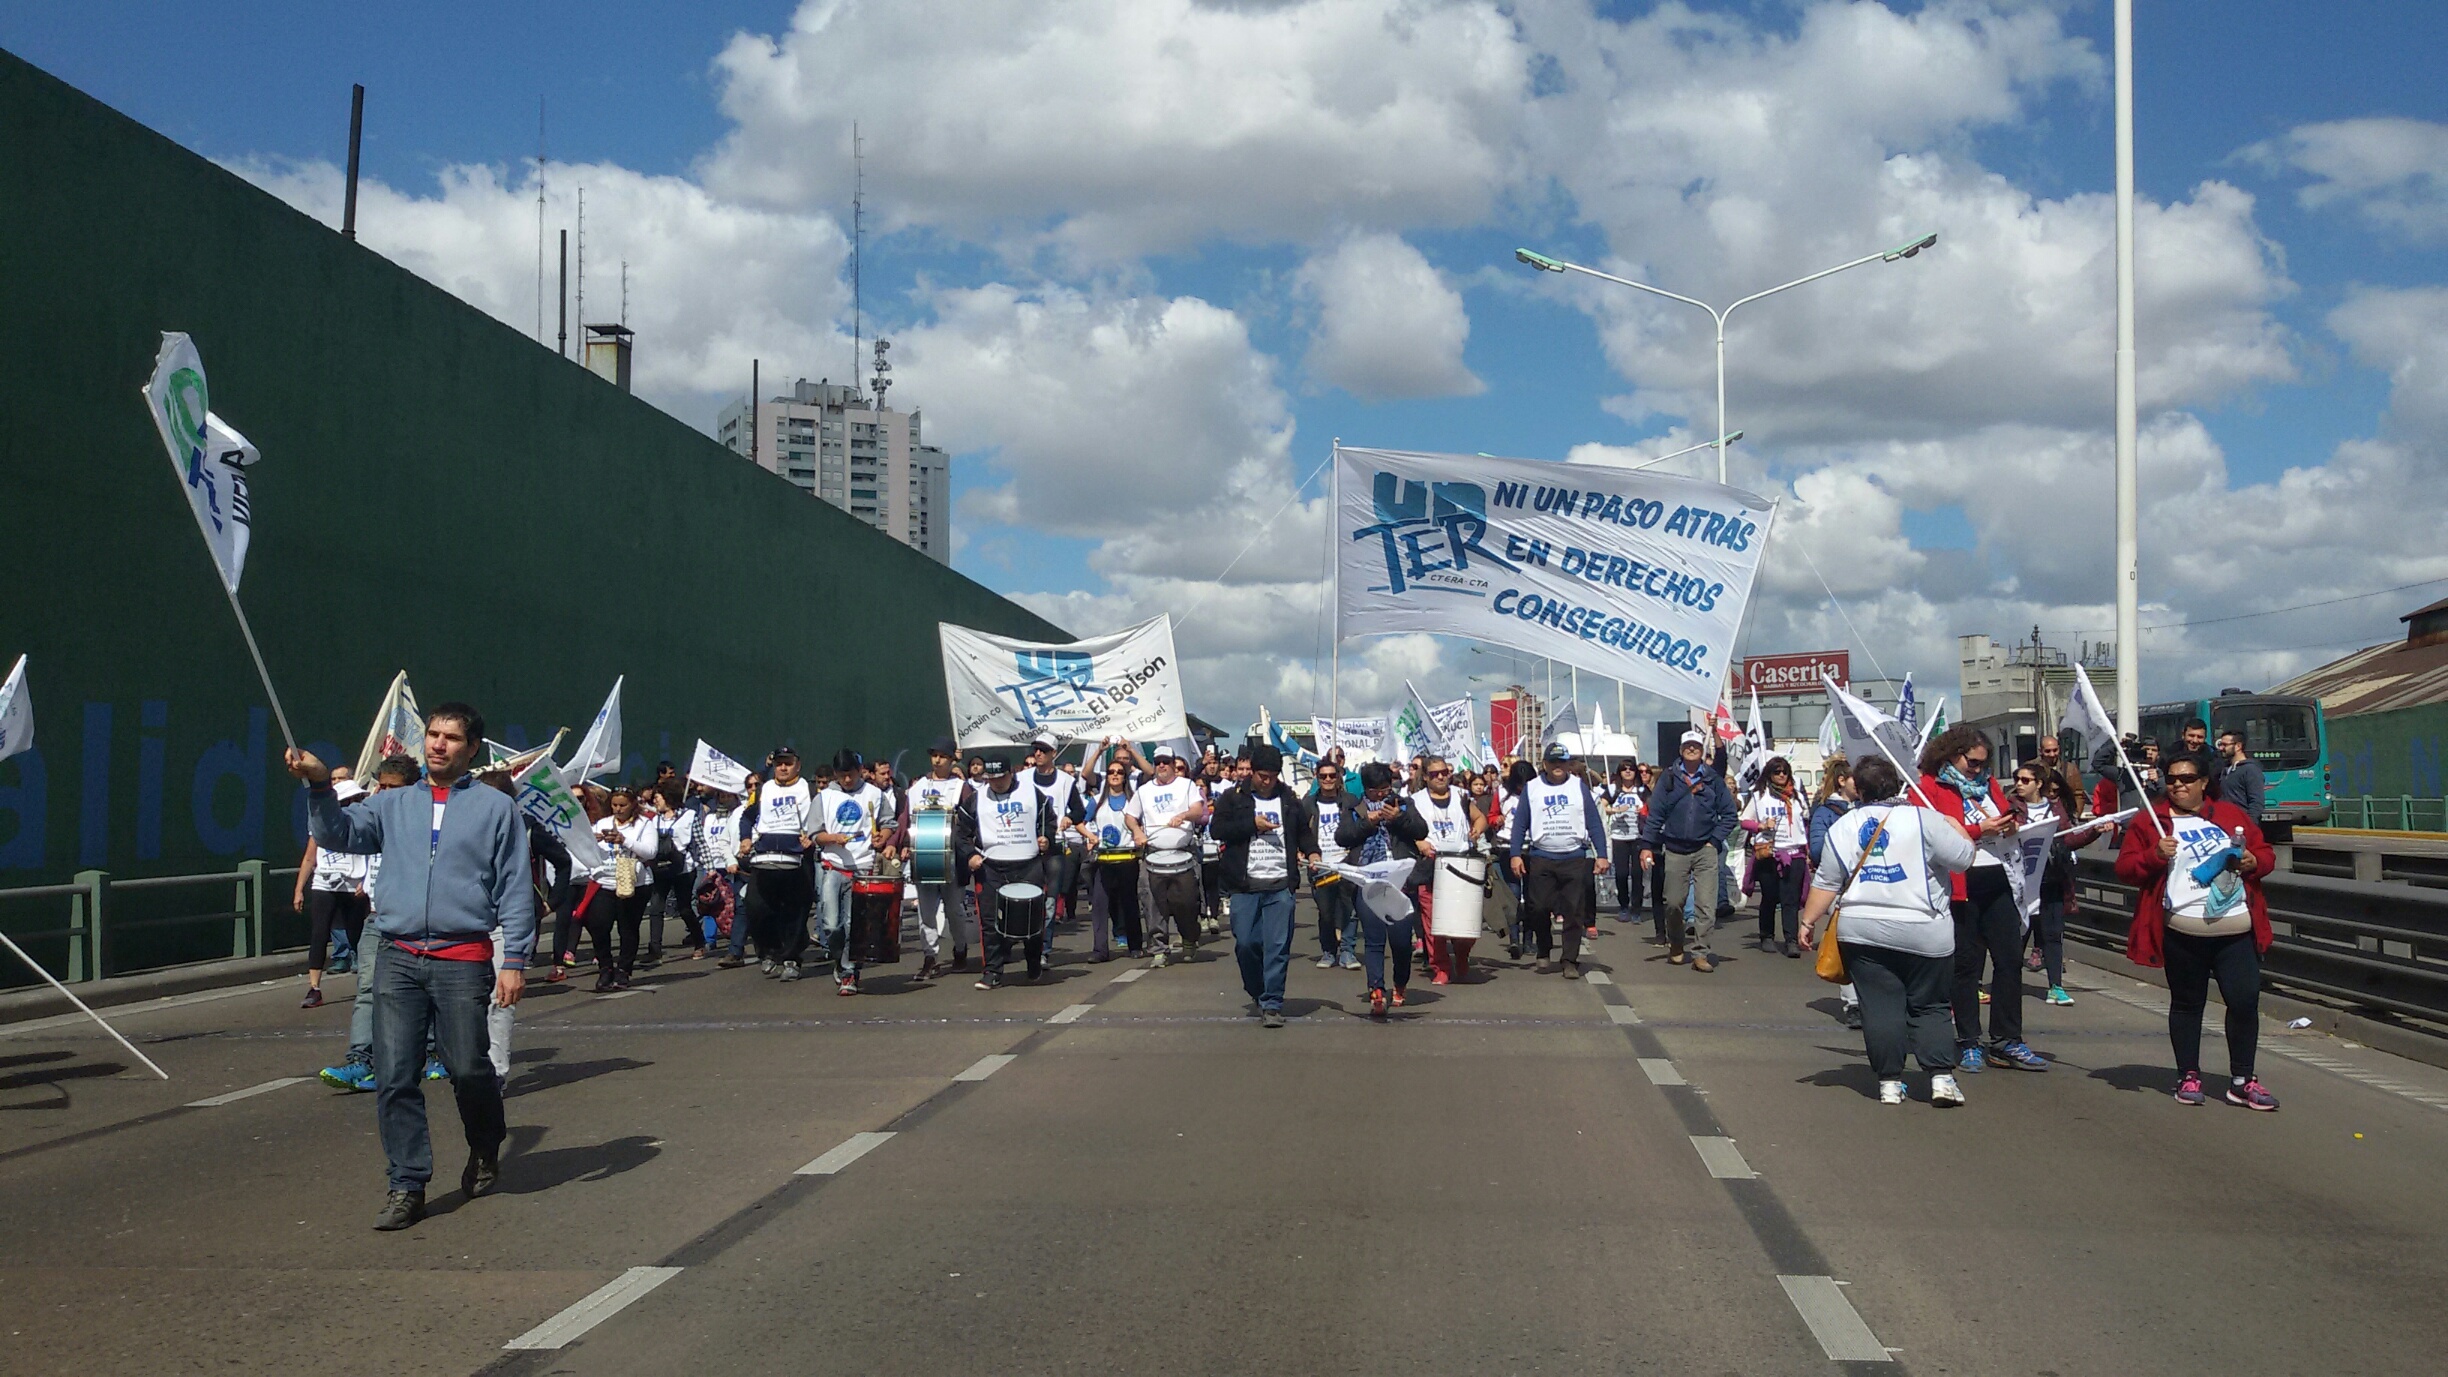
[1428,769,1452,779]
[2166,772,2205,785]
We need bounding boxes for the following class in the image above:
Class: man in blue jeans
[291,702,535,1233]
[1206,744,1316,1028]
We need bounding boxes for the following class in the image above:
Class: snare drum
[992,881,1047,941]
[909,809,955,885]
[851,876,904,965]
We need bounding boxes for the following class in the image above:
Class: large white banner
[143,333,261,595]
[1336,446,1775,712]
[0,655,29,765]
[940,616,1189,749]
[1312,716,1386,762]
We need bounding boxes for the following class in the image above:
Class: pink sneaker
[2174,1071,2206,1106]
[2225,1078,2279,1112]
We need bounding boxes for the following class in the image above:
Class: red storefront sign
[1488,694,1522,760]
[1729,651,1850,698]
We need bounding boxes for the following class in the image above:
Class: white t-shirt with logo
[1741,790,1810,852]
[1415,789,1472,852]
[974,780,1043,863]
[1811,805,1974,957]
[909,775,968,813]
[818,783,883,872]
[1314,794,1349,867]
[751,780,814,842]
[2163,812,2249,937]
[1522,775,1596,853]
[1087,791,1136,854]
[1247,793,1289,883]
[1605,785,1644,842]
[1128,777,1202,872]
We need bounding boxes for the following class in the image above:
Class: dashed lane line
[954,1053,1018,1082]
[502,1267,685,1351]
[1778,1275,1893,1363]
[794,1131,897,1176]
[1047,1004,1095,1025]
[1639,1058,1687,1086]
[1110,966,1149,984]
[1690,1135,1757,1180]
[1606,1002,1642,1025]
[1584,969,1613,985]
[184,1077,308,1107]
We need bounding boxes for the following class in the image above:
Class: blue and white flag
[940,615,1189,749]
[143,333,261,595]
[1896,673,1918,736]
[1335,445,1775,712]
[0,655,29,765]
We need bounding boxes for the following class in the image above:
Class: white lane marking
[184,1077,307,1107]
[954,1054,1017,1082]
[1690,1135,1755,1179]
[1048,1004,1094,1025]
[1583,970,1613,985]
[503,1266,685,1350]
[1639,1058,1687,1086]
[1111,967,1149,984]
[597,990,641,1000]
[1778,1275,1892,1363]
[1605,1003,1641,1025]
[794,1130,896,1176]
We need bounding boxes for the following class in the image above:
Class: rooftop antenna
[852,121,863,400]
[535,97,546,344]
[619,260,628,328]
[574,186,585,340]
[342,83,364,240]
[870,336,892,410]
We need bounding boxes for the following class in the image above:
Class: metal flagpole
[218,580,296,752]
[2113,0,2141,735]
[0,931,170,1079]
[1330,440,1341,734]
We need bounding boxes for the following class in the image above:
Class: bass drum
[851,876,904,966]
[909,810,955,885]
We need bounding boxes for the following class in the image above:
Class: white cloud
[1294,231,1484,400]
[228,157,849,423]
[702,0,1532,259]
[2243,117,2448,242]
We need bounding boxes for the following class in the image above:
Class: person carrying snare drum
[959,757,1054,990]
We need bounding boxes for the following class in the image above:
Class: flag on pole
[1896,673,1918,736]
[513,753,606,875]
[1390,693,1437,760]
[2062,662,2118,758]
[687,739,752,794]
[143,333,261,595]
[1920,695,1948,746]
[561,677,625,784]
[1823,672,1927,792]
[352,671,424,782]
[0,655,29,765]
[1541,699,1581,751]
[1817,702,1843,760]
[1709,694,1742,744]
[1736,686,1774,792]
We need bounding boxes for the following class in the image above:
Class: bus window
[2211,700,2321,771]
[2139,705,2191,760]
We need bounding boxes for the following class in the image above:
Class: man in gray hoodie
[289,702,533,1232]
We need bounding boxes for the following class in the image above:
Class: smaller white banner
[688,739,751,794]
[514,754,605,876]
[1312,717,1387,761]
[0,654,30,764]
[143,333,260,595]
[560,677,624,784]
[940,616,1189,748]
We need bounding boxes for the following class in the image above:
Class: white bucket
[1429,853,1487,940]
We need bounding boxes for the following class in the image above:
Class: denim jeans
[1228,888,1296,1011]
[373,948,505,1192]
[817,867,857,978]
[1356,889,1416,993]
[1312,878,1359,957]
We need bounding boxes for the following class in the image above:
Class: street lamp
[1610,430,1741,474]
[1515,234,1937,484]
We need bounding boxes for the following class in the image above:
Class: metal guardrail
[0,864,304,985]
[2328,796,2448,833]
[2070,854,2448,1028]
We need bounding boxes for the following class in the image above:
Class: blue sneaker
[1990,1040,2049,1071]
[319,1061,374,1092]
[1957,1045,1986,1074]
[423,1058,447,1082]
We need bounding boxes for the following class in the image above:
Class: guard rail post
[72,869,109,981]
[236,859,268,959]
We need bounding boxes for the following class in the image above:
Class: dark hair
[375,754,419,783]
[1763,755,1793,781]
[1812,758,1851,806]
[657,782,683,808]
[2184,717,2208,733]
[1505,760,1536,792]
[1358,761,1397,791]
[1919,724,1988,774]
[1853,756,1903,802]
[425,700,486,747]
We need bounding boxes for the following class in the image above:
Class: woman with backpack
[1798,755,1977,1107]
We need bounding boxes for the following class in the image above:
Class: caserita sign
[1729,651,1850,697]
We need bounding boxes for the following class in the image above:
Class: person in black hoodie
[1207,744,1317,1028]
[1337,761,1428,1017]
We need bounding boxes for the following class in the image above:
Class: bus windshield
[2211,699,2321,771]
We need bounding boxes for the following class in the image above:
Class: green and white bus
[2140,691,2330,835]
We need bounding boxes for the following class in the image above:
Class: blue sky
[8,1,2445,728]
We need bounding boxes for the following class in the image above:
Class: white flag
[0,655,30,764]
[940,616,1188,748]
[1312,716,1387,762]
[144,333,261,595]
[561,677,624,784]
[1335,446,1776,712]
[2062,662,2118,759]
[1817,704,1842,760]
[352,671,424,782]
[513,754,605,876]
[1824,673,1924,784]
[1541,699,1581,749]
[688,739,752,794]
[1427,695,1480,771]
[1736,686,1775,791]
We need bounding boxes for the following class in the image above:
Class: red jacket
[1916,772,2009,901]
[2113,799,2274,967]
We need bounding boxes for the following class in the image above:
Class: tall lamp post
[1514,234,1938,485]
[2112,0,2140,734]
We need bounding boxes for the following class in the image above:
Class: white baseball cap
[1679,729,1707,748]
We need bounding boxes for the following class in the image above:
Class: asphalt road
[4,897,2446,1377]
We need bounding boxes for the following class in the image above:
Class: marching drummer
[1081,748,1143,961]
[1025,733,1088,960]
[1126,745,1207,968]
[1509,742,1611,980]
[1408,754,1485,985]
[905,736,973,979]
[959,757,1055,990]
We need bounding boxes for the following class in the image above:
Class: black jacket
[1207,784,1317,892]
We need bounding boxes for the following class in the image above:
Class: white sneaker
[1930,1073,1965,1107]
[1315,954,1337,969]
[1878,1080,1907,1105]
[1151,949,1169,969]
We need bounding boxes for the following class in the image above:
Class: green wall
[2328,702,2448,800]
[0,49,1065,895]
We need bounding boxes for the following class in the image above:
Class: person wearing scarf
[1916,727,2049,1074]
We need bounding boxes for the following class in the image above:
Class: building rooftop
[2268,597,2448,715]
